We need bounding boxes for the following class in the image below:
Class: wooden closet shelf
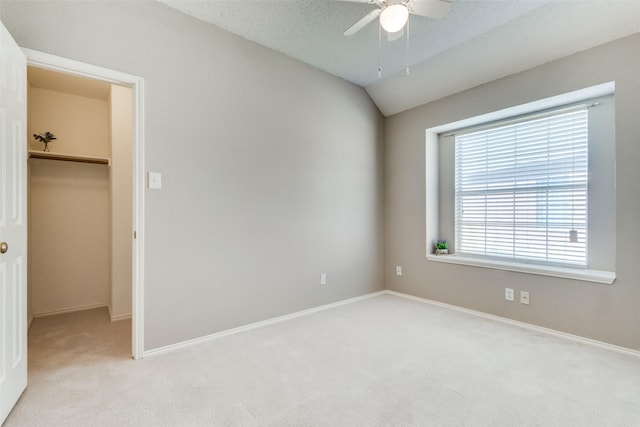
[28,151,111,166]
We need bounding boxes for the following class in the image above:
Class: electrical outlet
[505,288,514,301]
[520,291,530,305]
[320,274,327,285]
[395,266,402,276]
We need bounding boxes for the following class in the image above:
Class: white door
[0,20,28,424]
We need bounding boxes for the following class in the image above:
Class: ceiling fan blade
[407,0,452,19]
[339,0,384,4]
[344,8,382,36]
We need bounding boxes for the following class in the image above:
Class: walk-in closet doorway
[24,50,145,360]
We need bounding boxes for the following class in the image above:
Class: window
[426,83,616,284]
[454,108,588,267]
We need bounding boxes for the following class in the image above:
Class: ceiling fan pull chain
[378,21,382,79]
[406,13,411,75]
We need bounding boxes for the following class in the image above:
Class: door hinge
[134,231,137,239]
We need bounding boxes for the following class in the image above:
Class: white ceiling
[159,0,640,116]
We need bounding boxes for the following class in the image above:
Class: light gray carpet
[4,294,640,426]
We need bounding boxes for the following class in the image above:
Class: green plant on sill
[33,131,56,152]
[435,240,448,250]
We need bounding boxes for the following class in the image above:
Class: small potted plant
[33,131,57,152]
[435,240,449,255]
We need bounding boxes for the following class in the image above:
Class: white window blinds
[454,108,588,267]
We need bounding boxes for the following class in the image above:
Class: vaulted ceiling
[159,1,640,116]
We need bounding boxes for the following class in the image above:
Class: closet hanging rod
[28,151,111,166]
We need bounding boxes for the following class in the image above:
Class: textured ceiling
[158,0,640,116]
[159,0,548,86]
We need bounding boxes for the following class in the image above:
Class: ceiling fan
[343,0,452,36]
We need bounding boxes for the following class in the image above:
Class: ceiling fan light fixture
[379,4,409,33]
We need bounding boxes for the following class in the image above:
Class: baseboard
[143,288,639,359]
[144,290,386,358]
[384,290,640,358]
[110,313,132,322]
[33,303,109,318]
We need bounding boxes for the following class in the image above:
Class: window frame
[424,83,616,285]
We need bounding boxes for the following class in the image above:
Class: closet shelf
[28,150,111,166]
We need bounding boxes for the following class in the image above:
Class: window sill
[426,254,615,284]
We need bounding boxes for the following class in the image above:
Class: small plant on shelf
[33,131,57,152]
[435,239,449,255]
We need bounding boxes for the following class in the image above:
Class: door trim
[23,48,145,360]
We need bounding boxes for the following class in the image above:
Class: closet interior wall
[27,67,132,323]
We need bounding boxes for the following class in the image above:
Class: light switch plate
[148,172,162,190]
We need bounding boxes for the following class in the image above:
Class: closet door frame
[24,48,145,360]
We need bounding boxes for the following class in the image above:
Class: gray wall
[1,1,385,350]
[385,34,640,350]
